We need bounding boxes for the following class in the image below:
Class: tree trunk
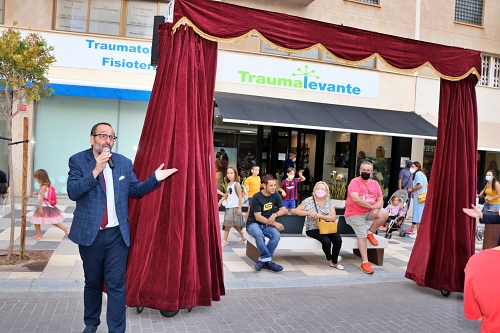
[6,119,15,261]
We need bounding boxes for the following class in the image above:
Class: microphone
[103,147,115,169]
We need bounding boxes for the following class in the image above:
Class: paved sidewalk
[0,281,480,332]
[0,202,484,291]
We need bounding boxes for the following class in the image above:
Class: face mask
[361,172,371,180]
[292,158,296,162]
[406,163,412,168]
[315,190,326,198]
[287,175,294,180]
[486,176,493,182]
[410,168,416,174]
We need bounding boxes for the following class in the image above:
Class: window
[54,0,170,38]
[479,55,500,88]
[454,0,483,26]
[0,1,4,24]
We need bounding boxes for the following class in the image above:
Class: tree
[0,26,56,260]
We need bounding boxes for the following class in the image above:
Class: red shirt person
[344,161,388,275]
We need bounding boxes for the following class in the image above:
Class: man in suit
[67,122,177,333]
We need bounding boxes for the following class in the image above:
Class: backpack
[44,184,57,207]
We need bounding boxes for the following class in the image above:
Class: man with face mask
[67,122,178,333]
[398,159,413,211]
[344,161,388,274]
[282,151,297,177]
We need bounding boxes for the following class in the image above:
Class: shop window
[0,1,4,24]
[479,54,500,88]
[423,139,436,180]
[34,95,147,194]
[213,124,258,193]
[324,132,350,200]
[322,52,376,69]
[356,134,392,198]
[345,0,380,5]
[54,0,170,38]
[454,0,483,26]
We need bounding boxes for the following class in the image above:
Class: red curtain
[173,0,480,79]
[405,76,478,292]
[126,23,224,310]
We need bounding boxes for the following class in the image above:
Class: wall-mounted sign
[216,52,380,99]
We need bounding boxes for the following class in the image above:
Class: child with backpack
[29,169,67,239]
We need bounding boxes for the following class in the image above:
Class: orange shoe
[367,233,378,246]
[360,262,374,274]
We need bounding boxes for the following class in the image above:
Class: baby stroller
[378,190,410,239]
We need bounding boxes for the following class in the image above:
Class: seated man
[344,161,388,274]
[246,174,288,272]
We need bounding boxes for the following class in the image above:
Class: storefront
[8,28,441,199]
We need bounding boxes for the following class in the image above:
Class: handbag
[417,192,426,203]
[417,180,427,203]
[313,198,338,234]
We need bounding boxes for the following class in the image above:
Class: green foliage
[0,27,56,120]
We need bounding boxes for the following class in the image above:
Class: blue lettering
[353,87,360,95]
[318,82,327,91]
[308,81,317,90]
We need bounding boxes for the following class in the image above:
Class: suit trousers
[79,226,128,333]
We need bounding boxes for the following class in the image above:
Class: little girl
[379,196,403,231]
[222,167,246,246]
[29,169,67,239]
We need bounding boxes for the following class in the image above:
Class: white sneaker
[409,233,417,239]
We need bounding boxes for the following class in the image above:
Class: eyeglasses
[93,134,117,141]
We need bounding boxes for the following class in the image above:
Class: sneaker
[82,326,98,333]
[255,261,265,272]
[337,255,343,263]
[360,262,374,274]
[405,228,414,234]
[367,233,379,246]
[409,233,417,239]
[330,262,345,270]
[378,226,388,231]
[264,261,284,272]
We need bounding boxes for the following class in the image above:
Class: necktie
[100,173,108,229]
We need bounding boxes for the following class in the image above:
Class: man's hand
[268,212,278,223]
[1,193,7,199]
[463,204,483,219]
[92,151,111,178]
[273,222,284,231]
[155,164,178,181]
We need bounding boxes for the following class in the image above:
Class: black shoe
[82,325,97,333]
[265,261,283,272]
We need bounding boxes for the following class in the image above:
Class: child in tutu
[29,169,67,239]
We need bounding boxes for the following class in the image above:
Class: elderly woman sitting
[294,181,344,270]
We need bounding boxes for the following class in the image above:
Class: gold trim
[172,16,481,81]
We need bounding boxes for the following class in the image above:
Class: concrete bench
[244,214,388,266]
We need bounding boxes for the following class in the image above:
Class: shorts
[484,202,500,212]
[283,199,296,209]
[344,210,376,239]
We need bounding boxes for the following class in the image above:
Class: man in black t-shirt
[246,174,288,272]
[0,170,8,199]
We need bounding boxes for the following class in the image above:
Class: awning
[214,92,437,139]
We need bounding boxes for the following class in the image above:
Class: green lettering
[238,71,250,82]
[293,80,302,88]
[256,76,266,84]
[266,77,276,85]
[278,78,292,87]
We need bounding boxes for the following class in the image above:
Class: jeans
[246,222,281,262]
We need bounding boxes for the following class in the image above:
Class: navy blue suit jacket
[67,148,160,247]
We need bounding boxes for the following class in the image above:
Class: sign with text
[216,52,379,99]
